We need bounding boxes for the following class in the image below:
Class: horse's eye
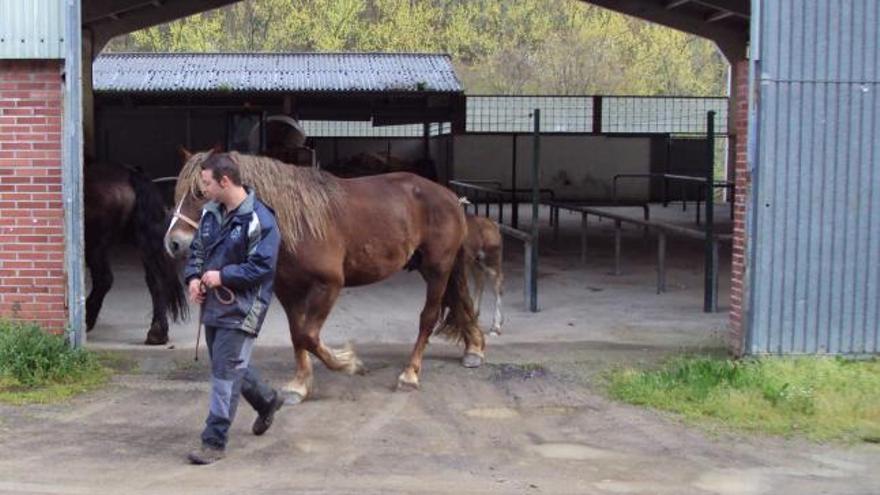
[193,189,205,200]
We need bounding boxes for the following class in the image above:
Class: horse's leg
[488,266,504,336]
[275,283,313,404]
[472,262,486,319]
[85,240,113,332]
[281,280,364,403]
[142,265,169,345]
[303,281,363,375]
[397,268,448,391]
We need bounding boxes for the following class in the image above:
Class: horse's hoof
[396,378,419,392]
[282,391,304,406]
[489,328,502,336]
[351,359,368,376]
[462,352,484,368]
[396,371,419,391]
[144,334,168,346]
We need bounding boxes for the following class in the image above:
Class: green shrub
[0,320,103,387]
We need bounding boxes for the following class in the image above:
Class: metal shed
[747,0,880,354]
[91,52,465,128]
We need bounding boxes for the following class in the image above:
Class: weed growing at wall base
[0,320,109,404]
[606,355,880,443]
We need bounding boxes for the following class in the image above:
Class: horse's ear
[211,142,224,153]
[178,145,192,162]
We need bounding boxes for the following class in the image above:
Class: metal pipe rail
[542,200,730,312]
[496,223,538,313]
[544,199,650,242]
[611,173,733,225]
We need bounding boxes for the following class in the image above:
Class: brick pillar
[728,58,749,355]
[0,60,66,333]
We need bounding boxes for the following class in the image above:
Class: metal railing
[542,200,730,312]
[611,173,735,224]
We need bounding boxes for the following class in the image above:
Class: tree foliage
[105,0,728,96]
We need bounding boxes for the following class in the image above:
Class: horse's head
[164,146,215,260]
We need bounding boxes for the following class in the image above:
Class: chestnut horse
[463,215,504,335]
[164,150,484,402]
[84,162,187,344]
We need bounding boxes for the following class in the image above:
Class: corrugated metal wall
[748,0,880,354]
[0,0,65,59]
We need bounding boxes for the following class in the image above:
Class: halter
[166,196,201,238]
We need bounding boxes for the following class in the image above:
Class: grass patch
[606,355,880,443]
[0,320,110,404]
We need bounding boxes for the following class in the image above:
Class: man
[184,153,283,465]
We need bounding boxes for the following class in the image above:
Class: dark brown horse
[164,150,484,402]
[84,162,187,344]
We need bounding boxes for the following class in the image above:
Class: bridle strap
[166,197,201,239]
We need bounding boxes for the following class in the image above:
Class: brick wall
[729,58,749,355]
[0,60,66,332]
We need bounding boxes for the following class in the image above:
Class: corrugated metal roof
[748,0,880,355]
[92,52,462,93]
[0,0,65,59]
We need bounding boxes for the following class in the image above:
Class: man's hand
[201,270,222,290]
[188,278,205,304]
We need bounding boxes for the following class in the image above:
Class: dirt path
[17,211,876,493]
[2,341,878,495]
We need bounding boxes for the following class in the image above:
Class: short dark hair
[201,153,242,186]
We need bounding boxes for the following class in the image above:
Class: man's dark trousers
[201,326,276,449]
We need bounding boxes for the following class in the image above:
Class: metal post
[511,134,518,229]
[663,135,671,207]
[580,212,588,264]
[696,187,702,225]
[681,183,687,211]
[523,241,532,308]
[614,219,622,276]
[553,206,560,243]
[422,122,430,161]
[65,0,85,347]
[704,111,717,313]
[657,232,667,294]
[529,110,540,312]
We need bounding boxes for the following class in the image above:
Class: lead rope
[194,282,237,361]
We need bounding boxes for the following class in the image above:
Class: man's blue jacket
[184,188,280,335]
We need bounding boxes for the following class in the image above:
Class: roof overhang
[579,0,749,61]
[84,1,749,62]
[83,0,241,55]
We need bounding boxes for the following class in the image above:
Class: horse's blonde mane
[175,151,343,250]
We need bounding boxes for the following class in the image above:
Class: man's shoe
[252,391,284,436]
[187,444,225,465]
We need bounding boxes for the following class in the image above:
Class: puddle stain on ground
[489,363,548,381]
[529,442,617,461]
[464,407,520,419]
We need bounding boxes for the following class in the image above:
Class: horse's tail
[128,168,188,323]
[434,247,485,355]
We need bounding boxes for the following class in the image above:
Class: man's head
[199,153,242,203]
